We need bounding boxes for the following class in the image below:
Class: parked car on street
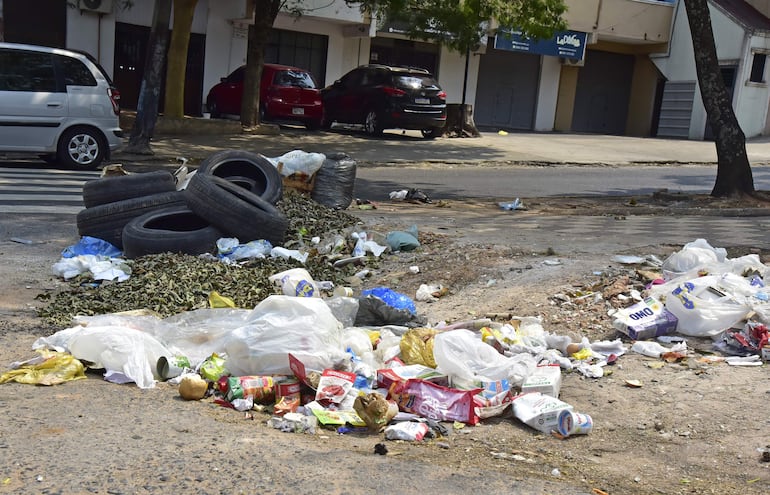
[206,63,323,129]
[320,64,447,139]
[0,42,123,169]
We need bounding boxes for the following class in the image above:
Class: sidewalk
[114,117,770,167]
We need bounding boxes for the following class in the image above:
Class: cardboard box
[613,296,678,341]
[512,392,573,434]
[521,365,562,398]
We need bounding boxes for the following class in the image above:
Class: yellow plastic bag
[399,327,438,368]
[0,350,86,385]
[209,291,236,308]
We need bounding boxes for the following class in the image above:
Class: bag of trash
[433,329,538,388]
[268,150,326,177]
[0,350,86,385]
[223,295,345,376]
[664,275,752,337]
[311,152,357,210]
[362,287,416,314]
[661,238,727,280]
[400,328,439,368]
[355,295,426,327]
[34,324,171,389]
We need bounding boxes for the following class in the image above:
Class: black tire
[320,109,333,130]
[122,205,224,259]
[364,109,384,136]
[57,126,106,170]
[196,150,282,205]
[76,191,186,249]
[184,173,288,246]
[82,170,177,208]
[207,98,221,118]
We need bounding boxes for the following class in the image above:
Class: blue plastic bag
[361,287,416,315]
[61,236,122,258]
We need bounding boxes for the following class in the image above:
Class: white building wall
[535,56,561,131]
[434,46,480,106]
[653,0,770,139]
[67,9,115,76]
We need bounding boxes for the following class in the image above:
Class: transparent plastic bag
[224,295,345,376]
[433,329,538,388]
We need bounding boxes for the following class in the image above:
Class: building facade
[2,0,768,140]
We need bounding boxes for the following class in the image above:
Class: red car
[205,63,323,129]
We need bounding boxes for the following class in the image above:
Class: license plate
[414,98,430,104]
[292,107,304,115]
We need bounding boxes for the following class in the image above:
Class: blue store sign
[494,29,587,61]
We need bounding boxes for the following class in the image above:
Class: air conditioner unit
[560,57,585,67]
[79,0,113,14]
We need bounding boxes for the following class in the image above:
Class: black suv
[320,64,447,138]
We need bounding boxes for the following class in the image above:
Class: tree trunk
[0,0,5,42]
[163,0,198,119]
[683,0,754,197]
[444,104,480,137]
[241,0,282,129]
[125,0,172,154]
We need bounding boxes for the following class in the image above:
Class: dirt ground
[1,194,770,494]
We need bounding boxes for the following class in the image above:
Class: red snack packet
[389,378,481,425]
[315,369,356,405]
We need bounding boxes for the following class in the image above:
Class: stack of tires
[76,150,288,259]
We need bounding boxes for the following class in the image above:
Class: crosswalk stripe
[0,167,95,215]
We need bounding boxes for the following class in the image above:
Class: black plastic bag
[311,152,356,209]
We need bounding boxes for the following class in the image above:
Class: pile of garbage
[6,215,770,440]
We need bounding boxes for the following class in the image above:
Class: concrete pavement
[111,121,770,254]
[114,120,770,167]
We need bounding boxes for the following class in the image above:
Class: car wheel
[82,170,177,208]
[306,119,322,131]
[421,128,441,139]
[320,110,333,130]
[76,191,186,249]
[208,98,221,118]
[196,149,283,205]
[364,110,384,136]
[57,126,105,170]
[184,173,288,246]
[122,205,224,259]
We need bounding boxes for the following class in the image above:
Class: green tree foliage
[349,0,567,53]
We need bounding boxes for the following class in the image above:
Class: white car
[0,42,123,169]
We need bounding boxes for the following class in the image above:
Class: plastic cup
[557,409,593,437]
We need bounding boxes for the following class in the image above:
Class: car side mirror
[220,77,227,83]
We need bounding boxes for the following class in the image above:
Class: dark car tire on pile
[184,173,288,246]
[122,205,224,259]
[76,191,186,249]
[82,170,177,208]
[196,149,283,205]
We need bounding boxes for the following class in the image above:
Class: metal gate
[474,44,540,131]
[572,50,634,135]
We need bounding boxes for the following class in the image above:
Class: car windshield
[395,74,438,90]
[273,70,317,89]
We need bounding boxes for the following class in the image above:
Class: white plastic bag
[661,239,727,280]
[35,325,171,389]
[268,268,320,297]
[664,275,751,337]
[268,150,325,177]
[433,329,537,388]
[224,295,345,376]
